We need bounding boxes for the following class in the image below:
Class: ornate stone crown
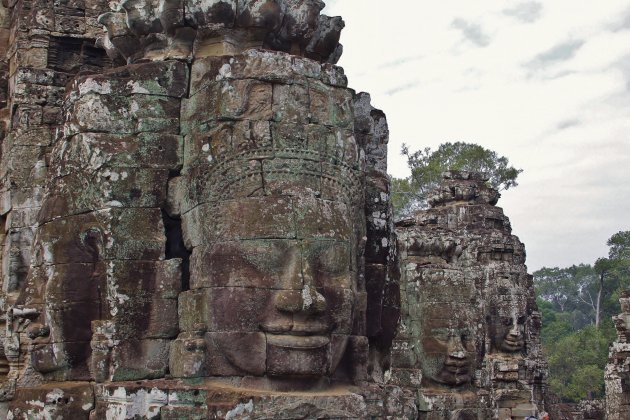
[98,0,344,64]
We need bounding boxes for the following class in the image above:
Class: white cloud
[325,0,630,270]
[503,2,543,23]
[451,18,492,47]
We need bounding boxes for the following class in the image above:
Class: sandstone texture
[605,290,630,419]
[0,0,552,418]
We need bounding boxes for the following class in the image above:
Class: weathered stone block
[110,339,170,381]
[263,157,322,197]
[178,287,274,333]
[271,121,308,150]
[232,119,272,152]
[185,0,236,28]
[183,197,296,246]
[294,196,352,240]
[266,340,331,377]
[189,240,301,289]
[110,259,182,299]
[207,331,267,376]
[74,60,189,98]
[110,296,179,339]
[161,405,208,419]
[93,384,168,418]
[183,159,264,209]
[308,80,353,128]
[8,383,94,419]
[182,79,272,134]
[54,133,183,173]
[169,332,208,377]
[272,83,310,124]
[67,93,180,136]
[33,209,165,265]
[41,168,169,218]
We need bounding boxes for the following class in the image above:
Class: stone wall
[0,0,113,405]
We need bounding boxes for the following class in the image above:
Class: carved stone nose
[508,320,522,337]
[274,285,326,314]
[447,335,466,359]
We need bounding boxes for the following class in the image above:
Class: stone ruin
[605,291,630,419]
[0,0,551,418]
[391,172,547,418]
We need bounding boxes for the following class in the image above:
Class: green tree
[536,231,630,402]
[392,142,522,217]
[607,231,630,260]
[546,326,612,402]
[591,232,630,328]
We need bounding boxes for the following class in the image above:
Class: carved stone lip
[502,338,524,350]
[444,364,470,374]
[260,321,329,335]
[444,358,469,368]
[266,334,330,349]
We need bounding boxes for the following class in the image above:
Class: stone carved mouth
[261,321,331,349]
[443,358,470,374]
[260,321,329,335]
[503,337,524,350]
[266,334,330,349]
[503,344,523,351]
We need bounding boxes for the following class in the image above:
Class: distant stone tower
[605,290,630,419]
[391,172,547,418]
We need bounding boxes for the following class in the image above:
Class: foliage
[534,264,601,329]
[535,231,630,402]
[546,325,613,401]
[391,142,522,217]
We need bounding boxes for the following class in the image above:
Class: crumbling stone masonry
[391,172,547,419]
[0,0,548,418]
[605,290,630,419]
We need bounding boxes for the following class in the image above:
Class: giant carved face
[409,268,480,387]
[489,299,527,353]
[176,193,362,379]
[417,305,476,386]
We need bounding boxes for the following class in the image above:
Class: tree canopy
[392,142,522,217]
[534,230,630,402]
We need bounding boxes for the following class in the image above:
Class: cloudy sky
[323,0,630,271]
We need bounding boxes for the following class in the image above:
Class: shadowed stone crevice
[162,209,191,292]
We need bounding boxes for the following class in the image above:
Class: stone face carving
[391,172,546,418]
[411,269,479,387]
[488,283,527,354]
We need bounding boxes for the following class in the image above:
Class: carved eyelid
[303,242,350,275]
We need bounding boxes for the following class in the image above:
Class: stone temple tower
[605,290,630,419]
[0,0,406,417]
[391,172,547,418]
[0,0,548,418]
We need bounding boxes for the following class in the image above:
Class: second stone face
[390,172,545,417]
